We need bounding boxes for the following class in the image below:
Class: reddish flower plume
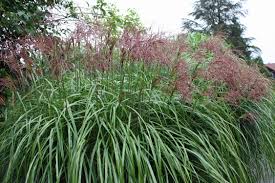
[175,61,192,101]
[120,29,188,65]
[203,52,270,104]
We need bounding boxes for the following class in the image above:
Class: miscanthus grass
[0,62,274,183]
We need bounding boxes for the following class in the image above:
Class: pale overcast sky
[75,0,275,63]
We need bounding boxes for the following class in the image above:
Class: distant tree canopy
[0,0,74,43]
[183,0,245,33]
[182,0,260,60]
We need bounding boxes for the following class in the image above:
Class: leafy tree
[182,0,259,59]
[0,0,75,42]
[223,17,261,59]
[183,0,245,33]
[88,0,143,36]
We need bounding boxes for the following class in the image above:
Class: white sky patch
[75,0,275,63]
[242,0,275,63]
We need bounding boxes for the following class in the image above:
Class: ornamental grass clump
[0,23,274,182]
